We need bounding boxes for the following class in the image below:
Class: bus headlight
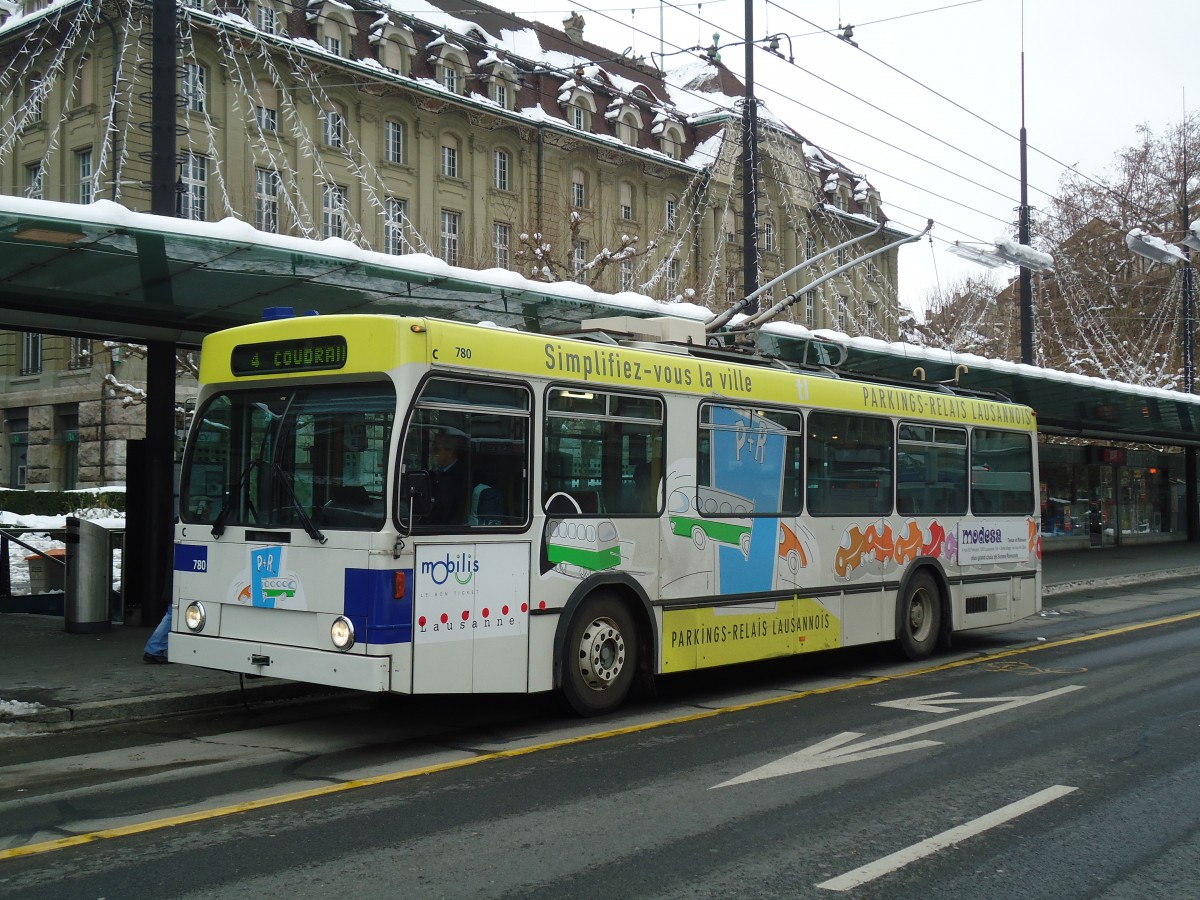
[184,601,206,632]
[330,616,355,651]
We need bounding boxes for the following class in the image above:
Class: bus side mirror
[400,471,433,523]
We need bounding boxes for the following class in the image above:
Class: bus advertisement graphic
[229,545,306,609]
[661,597,842,671]
[414,543,530,644]
[707,406,788,595]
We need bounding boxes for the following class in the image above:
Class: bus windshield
[180,382,396,531]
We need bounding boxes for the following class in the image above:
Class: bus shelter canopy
[2,196,1198,447]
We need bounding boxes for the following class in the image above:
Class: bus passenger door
[411,542,531,694]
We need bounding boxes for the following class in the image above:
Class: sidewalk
[2,542,1198,731]
[0,613,327,729]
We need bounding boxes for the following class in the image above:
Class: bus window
[697,404,802,516]
[806,411,893,517]
[401,377,530,531]
[544,387,663,516]
[971,429,1034,515]
[179,383,395,531]
[896,423,967,516]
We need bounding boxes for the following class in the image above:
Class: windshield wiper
[272,462,327,545]
[211,458,262,539]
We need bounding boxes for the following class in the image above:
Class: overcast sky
[519,0,1199,318]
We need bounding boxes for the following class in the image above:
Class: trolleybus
[169,311,1040,714]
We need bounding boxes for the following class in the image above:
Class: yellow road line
[5,607,1200,862]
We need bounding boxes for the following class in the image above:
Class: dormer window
[562,89,594,130]
[440,63,460,93]
[324,34,341,56]
[660,123,684,160]
[257,1,277,35]
[617,110,642,146]
[374,26,415,74]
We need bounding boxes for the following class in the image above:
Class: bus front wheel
[562,593,638,716]
[897,570,941,660]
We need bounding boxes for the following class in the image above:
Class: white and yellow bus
[169,312,1041,714]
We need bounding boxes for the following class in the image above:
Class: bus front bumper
[169,632,392,692]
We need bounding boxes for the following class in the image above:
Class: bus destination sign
[231,336,348,376]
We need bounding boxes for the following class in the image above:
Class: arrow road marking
[713,685,1085,788]
[874,691,1036,714]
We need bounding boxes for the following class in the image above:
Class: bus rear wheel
[897,570,941,660]
[562,593,638,716]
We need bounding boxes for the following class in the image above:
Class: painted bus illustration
[668,487,754,559]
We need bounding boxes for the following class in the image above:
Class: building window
[836,247,847,267]
[620,259,634,292]
[805,234,816,259]
[571,239,588,279]
[76,148,93,204]
[493,221,511,269]
[617,111,639,145]
[763,221,775,253]
[665,197,678,230]
[571,168,586,208]
[178,153,207,220]
[385,120,405,164]
[70,55,94,107]
[182,62,206,113]
[441,137,459,178]
[385,197,408,254]
[570,104,588,130]
[440,210,460,265]
[661,125,683,160]
[324,34,341,57]
[323,107,345,149]
[805,290,815,327]
[440,63,460,94]
[620,181,633,221]
[491,80,509,109]
[26,73,43,123]
[24,162,43,200]
[20,333,42,375]
[257,2,277,34]
[256,104,277,133]
[724,209,735,243]
[69,336,92,369]
[255,168,279,233]
[322,184,347,239]
[493,149,510,191]
[837,296,847,331]
[665,258,679,298]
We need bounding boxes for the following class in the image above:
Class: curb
[3,680,338,727]
[1043,566,1200,599]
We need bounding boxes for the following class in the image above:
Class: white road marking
[714,685,1085,787]
[817,784,1078,891]
[874,691,1039,714]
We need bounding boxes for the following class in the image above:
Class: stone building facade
[0,0,904,489]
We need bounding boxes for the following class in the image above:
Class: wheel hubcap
[577,616,626,691]
[909,592,931,640]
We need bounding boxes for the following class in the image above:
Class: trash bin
[25,548,66,594]
[65,517,113,634]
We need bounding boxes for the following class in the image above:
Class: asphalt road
[2,579,1200,899]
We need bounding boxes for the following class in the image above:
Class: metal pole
[1018,49,1034,365]
[741,0,760,313]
